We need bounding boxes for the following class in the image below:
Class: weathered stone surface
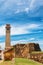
[5,24,11,50]
[4,24,14,60]
[13,43,41,58]
[4,47,15,60]
[30,53,43,63]
[13,43,43,63]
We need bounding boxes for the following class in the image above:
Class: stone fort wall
[30,53,43,63]
[13,43,41,57]
[13,43,43,63]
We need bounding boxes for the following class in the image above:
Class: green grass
[0,58,43,65]
[15,58,43,65]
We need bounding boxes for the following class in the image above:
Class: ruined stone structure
[13,43,41,58]
[4,47,14,60]
[30,53,43,63]
[13,43,43,63]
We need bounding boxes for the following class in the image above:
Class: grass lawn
[0,58,43,65]
[15,58,43,65]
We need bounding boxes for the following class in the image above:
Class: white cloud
[28,24,40,29]
[0,23,41,36]
[0,42,5,49]
[25,8,29,13]
[11,23,40,35]
[0,24,28,36]
[11,25,29,35]
[30,0,43,10]
[0,0,43,15]
[29,38,35,41]
[29,0,35,10]
[0,25,5,36]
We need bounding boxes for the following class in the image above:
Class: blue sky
[0,0,43,50]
